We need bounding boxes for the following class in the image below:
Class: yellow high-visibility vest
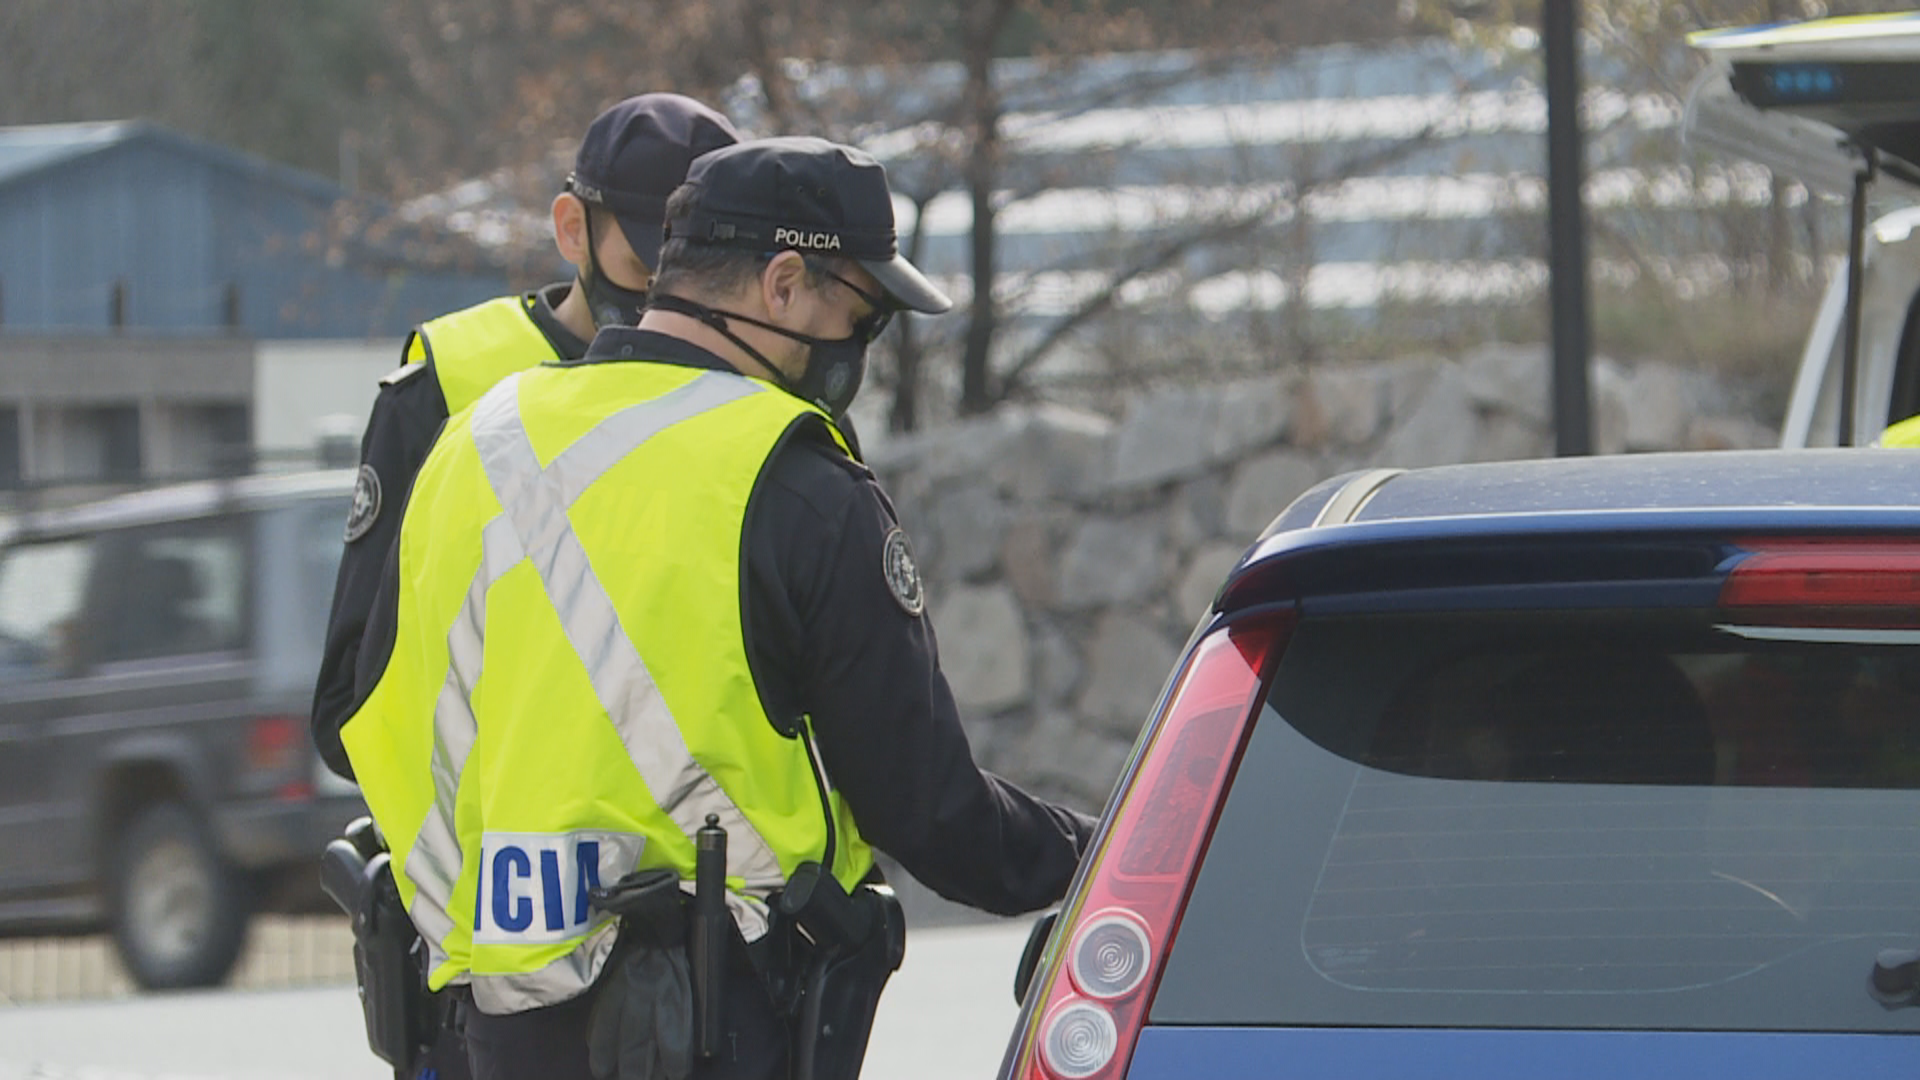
[1878,413,1920,447]
[406,296,565,414]
[343,361,873,1014]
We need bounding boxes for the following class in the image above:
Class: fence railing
[0,915,356,1006]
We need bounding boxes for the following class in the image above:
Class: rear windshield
[1153,609,1920,1034]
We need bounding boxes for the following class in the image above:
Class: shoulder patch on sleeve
[344,464,383,542]
[379,362,428,388]
[881,527,925,617]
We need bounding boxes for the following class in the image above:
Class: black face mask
[577,208,649,329]
[648,289,890,420]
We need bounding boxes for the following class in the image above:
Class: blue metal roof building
[0,121,509,339]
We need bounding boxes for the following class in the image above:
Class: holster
[586,869,696,1080]
[764,863,908,1080]
[582,862,906,1080]
[319,829,441,1076]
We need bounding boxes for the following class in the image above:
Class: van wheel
[109,803,250,990]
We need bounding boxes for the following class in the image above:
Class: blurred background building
[0,121,508,495]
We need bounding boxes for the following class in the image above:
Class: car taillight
[1009,610,1293,1080]
[247,713,303,773]
[1721,538,1920,627]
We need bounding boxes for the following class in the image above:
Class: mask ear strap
[647,293,799,391]
[578,204,606,288]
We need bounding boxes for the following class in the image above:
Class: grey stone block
[1305,365,1386,447]
[935,584,1030,712]
[1225,449,1321,540]
[1076,613,1179,738]
[1176,543,1245,622]
[1032,623,1084,706]
[994,405,1114,502]
[1460,344,1551,426]
[1009,710,1133,809]
[927,483,1008,581]
[1378,361,1477,468]
[1000,514,1061,611]
[1058,516,1165,609]
[1107,387,1221,491]
[1620,362,1692,451]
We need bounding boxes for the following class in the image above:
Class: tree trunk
[890,191,937,432]
[958,0,1018,416]
[741,0,795,134]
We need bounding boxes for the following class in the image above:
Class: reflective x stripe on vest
[344,362,873,1015]
[409,296,563,415]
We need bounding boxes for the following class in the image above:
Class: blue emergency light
[1730,59,1915,111]
[1764,64,1843,100]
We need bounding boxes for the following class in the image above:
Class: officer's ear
[761,250,810,320]
[552,193,590,267]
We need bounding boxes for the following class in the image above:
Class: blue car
[999,449,1920,1079]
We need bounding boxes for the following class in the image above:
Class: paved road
[0,920,1034,1080]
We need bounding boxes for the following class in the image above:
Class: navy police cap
[666,136,952,315]
[566,93,739,269]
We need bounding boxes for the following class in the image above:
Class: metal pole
[1545,0,1593,456]
[1840,152,1875,446]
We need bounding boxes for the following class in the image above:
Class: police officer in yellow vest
[312,94,738,777]
[342,137,1096,1080]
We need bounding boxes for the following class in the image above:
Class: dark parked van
[0,470,364,989]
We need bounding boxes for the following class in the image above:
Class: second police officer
[311,93,739,775]
[341,136,1097,1079]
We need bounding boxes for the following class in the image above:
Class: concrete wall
[862,346,1778,814]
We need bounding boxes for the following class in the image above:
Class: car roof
[1247,446,1920,562]
[4,469,355,541]
[1349,447,1920,522]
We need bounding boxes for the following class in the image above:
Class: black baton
[692,814,728,1058]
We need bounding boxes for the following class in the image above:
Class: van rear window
[1153,610,1920,1033]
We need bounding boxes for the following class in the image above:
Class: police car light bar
[1730,59,1920,112]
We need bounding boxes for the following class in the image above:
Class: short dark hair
[653,183,848,302]
[585,202,620,246]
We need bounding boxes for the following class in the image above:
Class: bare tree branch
[994,123,1450,400]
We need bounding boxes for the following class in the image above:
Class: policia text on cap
[338,136,1098,1080]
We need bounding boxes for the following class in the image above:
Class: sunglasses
[805,259,897,344]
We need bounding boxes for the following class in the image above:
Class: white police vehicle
[1685,11,1920,446]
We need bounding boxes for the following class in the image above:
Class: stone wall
[864,346,1778,813]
